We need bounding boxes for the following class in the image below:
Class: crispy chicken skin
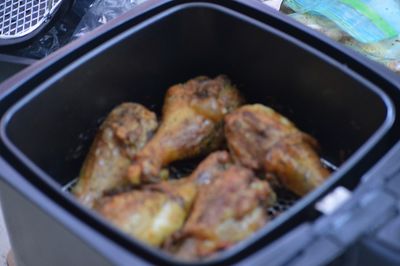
[73,103,158,207]
[127,76,243,184]
[224,104,330,196]
[165,152,276,260]
[72,76,332,259]
[186,150,231,185]
[93,151,230,247]
[94,179,197,247]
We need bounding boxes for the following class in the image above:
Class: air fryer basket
[0,1,399,266]
[0,0,72,46]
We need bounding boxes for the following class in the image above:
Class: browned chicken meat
[165,153,276,260]
[186,150,232,185]
[224,104,330,196]
[73,103,158,207]
[93,151,231,247]
[94,179,197,247]
[73,76,330,260]
[127,76,243,184]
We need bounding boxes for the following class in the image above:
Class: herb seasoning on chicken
[73,77,332,261]
[94,151,264,248]
[165,152,276,260]
[73,103,158,207]
[224,104,330,196]
[94,178,197,247]
[127,75,244,184]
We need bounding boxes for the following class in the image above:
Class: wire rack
[0,0,63,40]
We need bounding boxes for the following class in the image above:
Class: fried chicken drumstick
[73,77,332,260]
[127,76,243,184]
[73,103,158,207]
[225,104,330,196]
[94,151,237,247]
[94,178,197,247]
[165,152,276,260]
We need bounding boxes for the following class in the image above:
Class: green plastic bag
[284,0,400,43]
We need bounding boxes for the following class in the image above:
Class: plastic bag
[261,0,284,10]
[289,12,345,41]
[345,36,400,73]
[289,12,400,74]
[284,0,400,43]
[73,0,149,38]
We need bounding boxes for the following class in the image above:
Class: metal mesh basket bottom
[63,158,337,220]
[0,0,63,39]
[267,188,299,219]
[63,177,300,224]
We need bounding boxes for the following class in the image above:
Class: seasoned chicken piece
[224,104,330,196]
[94,179,196,247]
[73,103,158,207]
[186,150,231,185]
[93,151,230,247]
[167,165,276,260]
[127,76,243,184]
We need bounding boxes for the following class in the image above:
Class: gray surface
[0,203,10,266]
[0,57,29,266]
[0,62,26,84]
